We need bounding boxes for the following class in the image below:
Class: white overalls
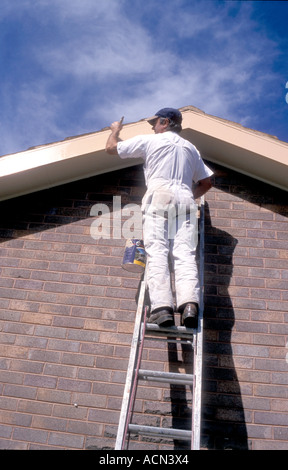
[117,131,213,313]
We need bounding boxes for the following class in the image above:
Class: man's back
[143,131,204,189]
[118,131,208,190]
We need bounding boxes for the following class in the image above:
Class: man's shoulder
[128,133,158,143]
[166,132,195,148]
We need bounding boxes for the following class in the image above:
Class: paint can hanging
[122,239,146,273]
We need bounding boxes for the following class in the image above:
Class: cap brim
[146,115,159,125]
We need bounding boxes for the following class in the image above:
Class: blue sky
[1,0,288,156]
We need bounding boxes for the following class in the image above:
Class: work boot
[181,303,199,329]
[148,308,174,327]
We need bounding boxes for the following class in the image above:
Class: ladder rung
[128,424,191,440]
[138,369,194,385]
[145,323,195,340]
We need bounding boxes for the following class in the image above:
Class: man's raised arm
[105,120,123,155]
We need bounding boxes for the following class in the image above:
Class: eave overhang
[0,106,287,202]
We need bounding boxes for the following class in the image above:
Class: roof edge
[0,106,287,201]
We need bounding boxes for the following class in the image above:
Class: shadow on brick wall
[202,203,249,450]
[135,202,249,451]
[163,202,249,450]
[0,166,146,242]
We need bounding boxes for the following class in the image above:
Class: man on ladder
[106,108,213,329]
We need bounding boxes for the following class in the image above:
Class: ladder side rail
[191,196,205,450]
[114,274,147,450]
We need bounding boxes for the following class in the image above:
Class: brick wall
[0,161,287,450]
[203,162,288,450]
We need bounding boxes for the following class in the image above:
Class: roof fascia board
[182,108,288,165]
[181,108,288,192]
[0,107,287,201]
[0,123,143,177]
[0,124,144,201]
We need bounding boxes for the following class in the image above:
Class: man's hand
[105,118,124,155]
[110,118,124,134]
[193,177,213,199]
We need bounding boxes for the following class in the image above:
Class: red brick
[0,410,32,427]
[265,258,288,269]
[39,303,71,315]
[32,416,67,432]
[0,439,28,450]
[255,384,288,398]
[52,316,85,329]
[28,349,61,363]
[247,229,276,239]
[10,360,44,374]
[47,339,80,353]
[237,322,269,334]
[267,300,288,311]
[0,345,28,360]
[253,335,285,347]
[248,267,281,279]
[67,420,103,436]
[43,363,77,378]
[246,424,272,439]
[13,427,48,444]
[43,282,74,294]
[88,408,119,424]
[21,312,52,325]
[71,393,106,408]
[232,344,269,357]
[274,428,288,441]
[255,412,288,426]
[95,356,129,370]
[34,325,66,338]
[19,259,49,270]
[84,319,117,332]
[0,257,20,268]
[37,389,72,405]
[88,297,120,308]
[18,399,52,416]
[48,432,84,449]
[57,378,92,393]
[272,372,288,385]
[49,261,79,272]
[24,374,57,389]
[15,336,48,349]
[106,287,136,299]
[0,424,13,439]
[61,353,94,367]
[78,367,111,382]
[80,342,114,356]
[61,273,91,284]
[0,163,287,451]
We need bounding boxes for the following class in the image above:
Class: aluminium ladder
[115,197,205,450]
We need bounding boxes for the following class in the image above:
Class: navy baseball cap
[147,108,182,125]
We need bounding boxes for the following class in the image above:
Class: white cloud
[75,0,280,128]
[33,2,175,81]
[0,0,284,155]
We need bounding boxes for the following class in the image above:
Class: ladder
[115,197,205,450]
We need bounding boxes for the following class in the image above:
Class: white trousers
[142,181,200,313]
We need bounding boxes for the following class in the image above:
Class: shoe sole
[159,318,175,327]
[148,314,174,327]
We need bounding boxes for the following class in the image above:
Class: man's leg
[171,213,200,327]
[143,208,174,326]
